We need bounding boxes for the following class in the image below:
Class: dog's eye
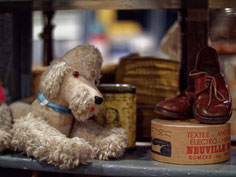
[73,71,80,78]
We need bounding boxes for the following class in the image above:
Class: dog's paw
[94,128,127,160]
[0,130,11,152]
[50,137,94,169]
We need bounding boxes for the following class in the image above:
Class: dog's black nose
[95,96,103,105]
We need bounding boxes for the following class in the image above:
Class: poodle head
[40,45,103,121]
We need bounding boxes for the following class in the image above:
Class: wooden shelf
[0,145,236,177]
[33,0,181,10]
[0,0,236,10]
[32,0,236,10]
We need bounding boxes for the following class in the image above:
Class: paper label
[151,119,231,164]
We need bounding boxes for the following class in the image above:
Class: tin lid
[151,118,230,128]
[98,84,136,93]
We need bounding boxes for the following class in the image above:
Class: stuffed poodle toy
[0,103,12,152]
[10,45,127,169]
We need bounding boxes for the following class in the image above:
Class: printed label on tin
[186,129,230,161]
[151,119,231,164]
[96,93,136,147]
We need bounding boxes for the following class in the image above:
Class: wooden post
[41,10,55,66]
[179,3,208,91]
[0,2,32,101]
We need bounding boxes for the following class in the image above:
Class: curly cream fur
[11,45,127,169]
[0,129,11,152]
[0,103,13,152]
[63,45,102,82]
[11,113,94,169]
[71,120,127,160]
[40,59,68,99]
[10,101,30,120]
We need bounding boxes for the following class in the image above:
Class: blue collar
[37,92,71,114]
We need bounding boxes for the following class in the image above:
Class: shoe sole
[193,106,232,124]
[154,107,193,120]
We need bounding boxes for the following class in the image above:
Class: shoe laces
[189,71,226,107]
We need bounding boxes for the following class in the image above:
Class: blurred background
[32,9,236,82]
[32,10,177,67]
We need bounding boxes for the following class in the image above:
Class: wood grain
[34,0,181,10]
[1,0,236,10]
[33,0,236,10]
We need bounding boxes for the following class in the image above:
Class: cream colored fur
[11,45,127,169]
[10,101,30,120]
[0,103,12,152]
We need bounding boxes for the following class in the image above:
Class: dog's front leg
[71,120,127,160]
[11,113,94,169]
[0,129,11,152]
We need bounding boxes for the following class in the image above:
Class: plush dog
[0,103,12,152]
[11,45,127,169]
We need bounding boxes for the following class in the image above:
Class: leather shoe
[154,87,194,119]
[190,47,232,124]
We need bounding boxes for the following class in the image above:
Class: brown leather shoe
[190,47,232,124]
[154,87,194,119]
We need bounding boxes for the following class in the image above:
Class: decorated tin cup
[96,84,136,147]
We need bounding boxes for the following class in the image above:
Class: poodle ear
[40,59,68,99]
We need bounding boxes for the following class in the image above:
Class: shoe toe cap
[195,101,232,118]
[156,97,191,114]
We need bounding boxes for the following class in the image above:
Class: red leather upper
[191,47,232,121]
[156,87,194,116]
[193,72,231,118]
